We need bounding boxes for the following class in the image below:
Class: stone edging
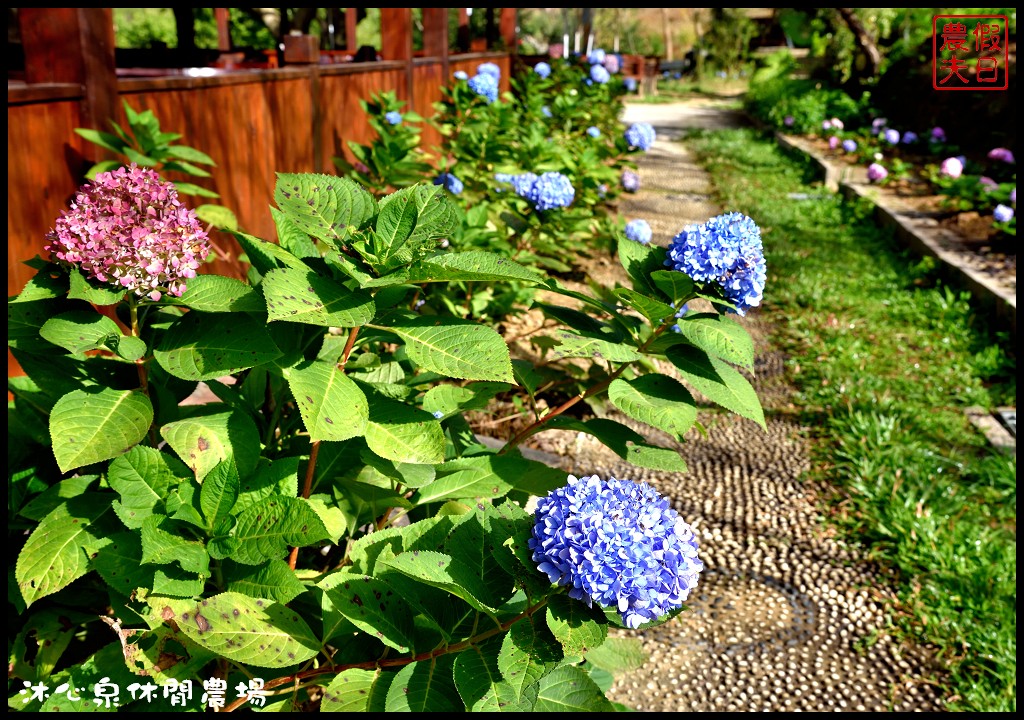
[773,131,1016,342]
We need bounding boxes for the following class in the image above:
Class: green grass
[686,127,1016,713]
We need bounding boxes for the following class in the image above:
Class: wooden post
[345,7,358,54]
[457,8,471,52]
[18,8,118,163]
[215,8,232,51]
[485,7,497,49]
[380,8,413,102]
[422,8,449,83]
[500,8,518,53]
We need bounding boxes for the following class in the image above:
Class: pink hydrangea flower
[988,147,1015,164]
[45,164,210,302]
[829,136,840,150]
[867,163,888,182]
[979,176,998,191]
[940,157,963,178]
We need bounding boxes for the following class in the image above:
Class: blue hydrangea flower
[588,48,606,65]
[454,70,468,81]
[385,111,403,126]
[529,474,703,629]
[625,218,652,245]
[994,204,1014,223]
[842,139,857,152]
[534,62,552,79]
[902,131,918,144]
[432,410,445,419]
[468,73,499,103]
[587,126,601,138]
[590,64,611,84]
[624,77,637,93]
[670,302,690,333]
[665,212,766,316]
[542,105,553,118]
[621,169,641,193]
[433,172,464,195]
[624,122,656,151]
[477,62,501,81]
[495,171,539,197]
[883,128,900,145]
[526,171,575,211]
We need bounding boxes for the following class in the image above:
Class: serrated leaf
[176,275,263,313]
[549,332,641,362]
[74,127,128,154]
[274,172,376,243]
[385,318,514,382]
[9,298,76,353]
[164,144,215,164]
[67,268,126,305]
[112,334,147,361]
[153,312,282,381]
[11,263,69,303]
[544,416,688,472]
[534,665,614,711]
[140,515,210,575]
[546,595,608,657]
[499,618,563,700]
[157,592,318,668]
[453,636,504,709]
[320,669,383,712]
[92,531,152,598]
[323,572,415,652]
[284,360,369,442]
[199,458,239,531]
[650,269,696,304]
[271,207,320,259]
[232,231,308,276]
[108,446,191,529]
[673,312,755,369]
[411,455,518,505]
[374,184,460,271]
[364,400,445,464]
[583,636,647,674]
[237,456,301,511]
[230,497,330,565]
[422,381,509,419]
[195,204,238,231]
[224,558,307,604]
[380,549,498,614]
[608,376,697,439]
[618,237,666,296]
[613,287,676,324]
[160,409,262,480]
[384,655,461,711]
[666,345,766,429]
[263,267,375,327]
[409,250,544,284]
[18,475,98,522]
[49,389,153,473]
[16,495,112,606]
[152,566,206,597]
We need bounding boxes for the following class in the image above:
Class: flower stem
[287,439,321,570]
[129,296,158,446]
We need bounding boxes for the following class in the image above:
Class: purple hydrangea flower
[453,70,468,81]
[590,64,611,84]
[902,131,918,144]
[930,127,946,142]
[621,169,641,193]
[433,172,464,195]
[477,62,501,81]
[940,157,963,178]
[988,147,1015,164]
[1010,188,1016,204]
[45,164,210,301]
[624,77,638,92]
[624,122,656,151]
[587,126,601,138]
[871,117,888,135]
[529,474,703,629]
[993,204,1014,223]
[385,111,403,125]
[525,171,575,211]
[468,72,499,103]
[625,218,652,245]
[883,128,900,145]
[665,211,766,316]
[603,54,621,74]
[867,163,888,182]
[822,119,834,132]
[534,62,552,79]
[979,176,998,191]
[842,139,857,152]
[784,115,794,127]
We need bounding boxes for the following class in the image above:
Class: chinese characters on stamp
[933,14,1009,90]
[19,677,269,709]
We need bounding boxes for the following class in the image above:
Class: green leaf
[164,144,216,164]
[160,409,262,480]
[364,400,445,464]
[92,531,152,598]
[108,446,191,529]
[140,515,211,575]
[230,497,330,565]
[67,269,126,306]
[323,572,415,653]
[172,181,220,198]
[9,298,75,353]
[613,287,676,324]
[176,275,264,313]
[236,456,300,511]
[617,237,666,296]
[153,311,282,381]
[199,458,240,532]
[534,665,615,711]
[16,495,112,606]
[74,127,128,154]
[665,345,766,429]
[650,269,696,304]
[10,262,69,303]
[111,334,147,362]
[549,332,642,362]
[454,637,532,711]
[499,617,563,700]
[49,389,153,473]
[673,312,755,369]
[274,172,376,244]
[385,318,514,382]
[546,595,608,657]
[195,204,238,231]
[422,381,510,419]
[369,250,545,287]
[380,549,499,614]
[544,416,688,472]
[232,231,309,276]
[224,558,307,604]
[156,592,318,668]
[374,184,460,271]
[284,359,369,442]
[320,669,384,712]
[39,311,122,354]
[384,655,462,711]
[18,475,98,521]
[608,376,697,439]
[272,207,320,259]
[411,455,519,505]
[263,267,375,327]
[583,636,647,674]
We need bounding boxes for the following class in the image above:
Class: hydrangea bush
[9,52,770,713]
